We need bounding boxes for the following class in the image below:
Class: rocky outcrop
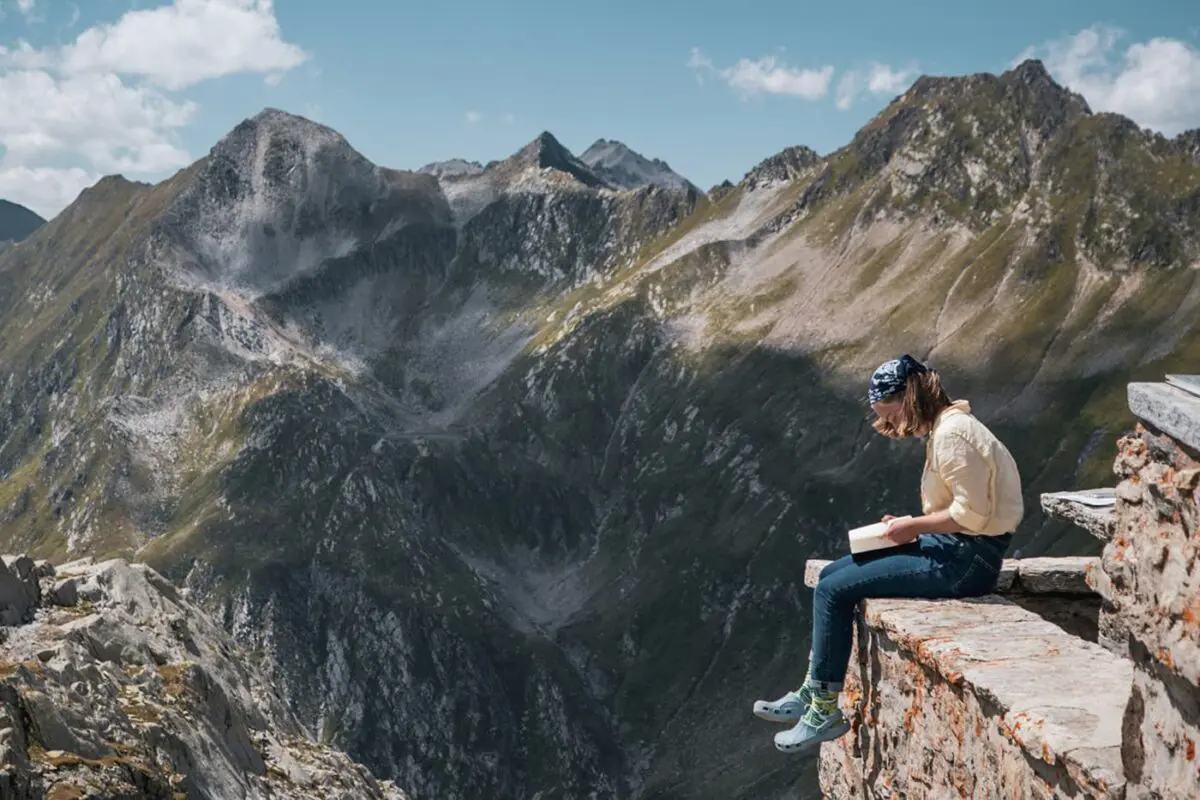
[0,555,404,799]
[818,376,1200,799]
[740,145,821,190]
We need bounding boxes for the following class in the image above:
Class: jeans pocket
[950,554,999,596]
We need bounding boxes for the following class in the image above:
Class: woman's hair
[871,370,952,439]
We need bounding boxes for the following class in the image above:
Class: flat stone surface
[805,556,1098,595]
[1165,373,1200,399]
[1011,556,1099,594]
[861,596,1130,795]
[1128,381,1200,453]
[1041,490,1117,541]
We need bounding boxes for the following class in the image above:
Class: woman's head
[868,354,951,438]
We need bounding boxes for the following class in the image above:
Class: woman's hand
[882,517,921,544]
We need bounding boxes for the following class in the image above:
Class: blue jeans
[809,532,1012,687]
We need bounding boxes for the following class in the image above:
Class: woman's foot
[773,691,850,753]
[752,686,810,723]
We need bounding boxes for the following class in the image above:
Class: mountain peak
[741,145,822,190]
[504,131,609,188]
[516,131,575,165]
[578,138,696,192]
[1006,58,1053,85]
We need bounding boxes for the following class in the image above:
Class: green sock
[802,688,839,726]
[796,652,814,695]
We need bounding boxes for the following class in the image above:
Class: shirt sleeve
[935,431,993,532]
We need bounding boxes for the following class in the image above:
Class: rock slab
[1041,489,1117,541]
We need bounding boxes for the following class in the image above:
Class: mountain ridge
[579,138,699,193]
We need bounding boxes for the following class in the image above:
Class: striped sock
[802,688,839,727]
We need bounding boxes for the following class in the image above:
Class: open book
[848,516,913,555]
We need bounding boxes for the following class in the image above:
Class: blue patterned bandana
[868,354,929,404]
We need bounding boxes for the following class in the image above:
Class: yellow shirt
[920,400,1024,535]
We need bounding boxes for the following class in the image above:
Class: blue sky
[1,0,1199,217]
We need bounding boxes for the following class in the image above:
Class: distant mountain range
[0,199,44,243]
[419,135,698,194]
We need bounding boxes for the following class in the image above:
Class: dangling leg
[775,541,956,753]
[752,554,857,724]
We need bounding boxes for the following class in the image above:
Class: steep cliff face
[1,61,1199,799]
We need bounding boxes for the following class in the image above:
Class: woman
[753,354,1023,753]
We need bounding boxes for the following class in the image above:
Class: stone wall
[816,597,1130,799]
[818,378,1200,800]
[1092,382,1200,798]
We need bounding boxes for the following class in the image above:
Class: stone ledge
[804,556,1098,595]
[1128,381,1200,453]
[1040,489,1116,541]
[825,596,1132,798]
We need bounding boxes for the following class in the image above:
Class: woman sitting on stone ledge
[753,354,1025,754]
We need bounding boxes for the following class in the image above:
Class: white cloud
[16,0,35,14]
[0,0,308,217]
[0,164,96,219]
[502,112,515,125]
[1019,25,1200,135]
[6,0,309,90]
[465,110,482,124]
[836,62,917,111]
[688,47,833,100]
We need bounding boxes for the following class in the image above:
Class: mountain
[1,62,1199,800]
[579,139,698,193]
[417,158,484,180]
[0,199,45,243]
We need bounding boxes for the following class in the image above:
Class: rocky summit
[579,139,699,193]
[0,59,1199,799]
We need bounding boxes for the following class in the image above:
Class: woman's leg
[752,553,862,723]
[810,544,935,685]
[810,533,1007,684]
[775,537,998,753]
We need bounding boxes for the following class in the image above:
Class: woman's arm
[882,509,960,544]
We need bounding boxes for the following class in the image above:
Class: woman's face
[871,397,904,427]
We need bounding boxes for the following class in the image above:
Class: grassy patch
[853,234,908,292]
